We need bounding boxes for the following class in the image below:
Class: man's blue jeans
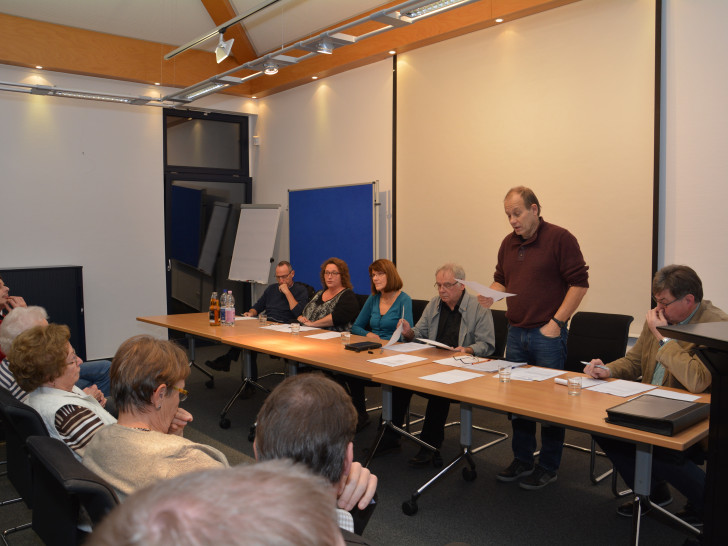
[76,359,111,397]
[506,325,568,472]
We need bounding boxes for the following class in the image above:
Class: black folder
[344,341,382,353]
[605,394,709,436]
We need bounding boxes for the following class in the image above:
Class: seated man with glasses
[585,264,728,527]
[206,261,310,386]
[383,263,495,466]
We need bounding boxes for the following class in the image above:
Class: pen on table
[580,360,609,371]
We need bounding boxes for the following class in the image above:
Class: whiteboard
[229,205,281,283]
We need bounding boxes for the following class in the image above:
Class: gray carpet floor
[0,344,699,545]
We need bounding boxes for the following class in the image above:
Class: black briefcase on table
[344,341,382,353]
[605,394,709,436]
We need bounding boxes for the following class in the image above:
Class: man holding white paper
[479,186,589,490]
[585,265,728,524]
[387,263,495,467]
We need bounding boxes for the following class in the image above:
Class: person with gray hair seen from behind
[0,306,110,404]
[385,263,495,467]
[88,460,347,546]
[254,373,378,541]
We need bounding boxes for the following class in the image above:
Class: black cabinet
[0,266,86,361]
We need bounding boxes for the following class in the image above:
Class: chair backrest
[565,311,635,373]
[490,309,509,358]
[355,293,369,311]
[26,436,120,546]
[0,386,49,506]
[411,299,429,325]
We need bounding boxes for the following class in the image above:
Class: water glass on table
[567,376,582,396]
[258,312,267,326]
[498,364,512,383]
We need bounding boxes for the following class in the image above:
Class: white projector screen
[396,0,656,333]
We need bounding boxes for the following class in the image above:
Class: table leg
[401,403,477,516]
[186,334,214,388]
[364,385,437,468]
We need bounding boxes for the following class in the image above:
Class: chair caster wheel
[402,499,418,516]
[205,378,215,389]
[219,418,231,429]
[247,426,256,442]
[462,467,477,481]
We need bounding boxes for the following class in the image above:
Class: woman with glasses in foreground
[82,335,228,500]
[298,257,360,331]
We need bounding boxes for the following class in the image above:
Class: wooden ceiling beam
[200,0,258,64]
[0,0,581,100]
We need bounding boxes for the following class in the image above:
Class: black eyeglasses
[652,295,684,308]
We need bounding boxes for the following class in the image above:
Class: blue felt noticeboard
[289,183,375,295]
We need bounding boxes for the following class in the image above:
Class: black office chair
[564,311,634,492]
[0,387,50,544]
[26,436,120,546]
[490,309,509,358]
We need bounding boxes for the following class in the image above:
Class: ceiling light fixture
[316,38,333,55]
[495,18,504,23]
[215,31,235,64]
[164,0,281,60]
[402,0,476,21]
[35,65,43,69]
[263,62,279,75]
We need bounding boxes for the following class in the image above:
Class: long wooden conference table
[138,313,710,545]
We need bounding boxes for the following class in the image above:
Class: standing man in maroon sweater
[478,186,589,490]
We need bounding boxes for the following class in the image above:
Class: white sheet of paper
[420,369,483,384]
[456,279,516,302]
[262,324,316,333]
[417,338,454,350]
[473,359,527,373]
[235,316,258,321]
[384,322,403,347]
[367,354,428,367]
[305,331,342,340]
[509,366,566,382]
[646,389,701,402]
[386,342,431,353]
[587,380,657,397]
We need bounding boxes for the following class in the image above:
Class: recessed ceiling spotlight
[35,65,43,69]
[154,82,161,86]
[495,18,504,23]
[389,50,396,55]
[312,76,318,80]
[252,96,257,99]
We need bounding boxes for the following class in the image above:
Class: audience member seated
[83,335,229,499]
[388,263,495,465]
[585,265,728,527]
[255,373,378,537]
[347,259,413,431]
[8,323,116,459]
[0,275,26,359]
[0,306,111,404]
[298,257,360,331]
[88,460,349,546]
[205,261,310,396]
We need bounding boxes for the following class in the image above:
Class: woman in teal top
[348,259,412,432]
[351,259,413,340]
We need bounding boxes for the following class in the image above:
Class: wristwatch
[659,337,671,347]
[551,317,567,329]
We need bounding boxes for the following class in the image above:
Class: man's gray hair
[0,306,48,355]
[436,263,466,280]
[88,460,344,546]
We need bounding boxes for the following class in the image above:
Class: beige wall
[396,0,656,330]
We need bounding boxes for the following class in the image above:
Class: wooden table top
[372,362,710,451]
[138,313,710,450]
[138,313,445,380]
